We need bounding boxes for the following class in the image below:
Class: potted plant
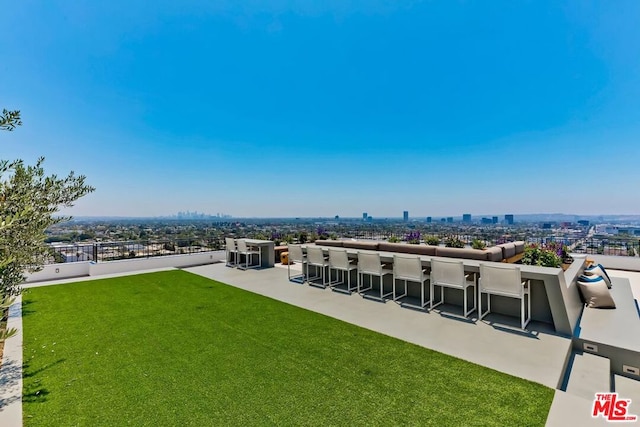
[471,239,486,250]
[404,231,421,244]
[424,235,440,246]
[521,244,562,268]
[444,236,465,248]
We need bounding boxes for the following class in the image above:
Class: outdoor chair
[236,239,262,270]
[357,251,393,301]
[306,246,330,288]
[430,258,476,317]
[287,244,308,283]
[478,264,530,329]
[392,254,430,309]
[328,248,358,294]
[225,237,238,267]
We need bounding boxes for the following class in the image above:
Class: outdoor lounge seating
[430,258,477,317]
[496,242,526,263]
[287,244,307,283]
[328,248,358,294]
[312,239,524,263]
[306,246,330,288]
[357,251,393,301]
[225,237,238,267]
[392,254,430,309]
[573,276,640,378]
[479,264,530,329]
[236,239,262,270]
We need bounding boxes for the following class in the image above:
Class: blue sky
[2,1,639,218]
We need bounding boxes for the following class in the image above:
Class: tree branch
[0,109,22,131]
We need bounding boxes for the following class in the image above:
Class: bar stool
[236,239,262,270]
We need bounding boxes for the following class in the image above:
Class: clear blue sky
[2,1,639,218]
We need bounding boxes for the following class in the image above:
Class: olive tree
[0,111,95,297]
[0,109,22,131]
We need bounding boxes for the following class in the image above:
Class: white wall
[24,262,92,282]
[23,251,226,283]
[89,252,223,276]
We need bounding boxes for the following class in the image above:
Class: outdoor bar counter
[301,245,587,336]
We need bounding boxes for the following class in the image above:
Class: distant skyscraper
[481,217,492,224]
[403,211,409,222]
[492,216,498,224]
[446,217,453,223]
[505,214,514,225]
[426,216,432,223]
[463,213,471,223]
[578,220,590,226]
[362,212,367,221]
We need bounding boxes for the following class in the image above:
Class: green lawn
[22,270,553,426]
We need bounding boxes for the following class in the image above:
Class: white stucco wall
[23,251,225,283]
[23,262,92,282]
[89,252,222,275]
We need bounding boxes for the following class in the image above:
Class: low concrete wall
[23,251,226,283]
[24,261,92,282]
[90,252,222,276]
[580,254,640,272]
[560,255,589,335]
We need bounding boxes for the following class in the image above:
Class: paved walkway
[0,296,22,427]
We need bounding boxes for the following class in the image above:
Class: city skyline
[66,211,640,223]
[2,2,640,217]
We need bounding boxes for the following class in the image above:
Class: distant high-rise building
[334,215,339,220]
[578,220,590,226]
[403,211,409,222]
[542,223,552,229]
[481,217,492,224]
[492,216,498,224]
[463,213,471,223]
[505,214,514,225]
[426,216,432,223]
[446,217,453,223]
[441,218,446,223]
[362,212,367,221]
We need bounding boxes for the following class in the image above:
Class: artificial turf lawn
[22,270,554,426]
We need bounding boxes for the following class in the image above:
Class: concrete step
[546,390,612,427]
[614,374,640,403]
[565,352,611,400]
